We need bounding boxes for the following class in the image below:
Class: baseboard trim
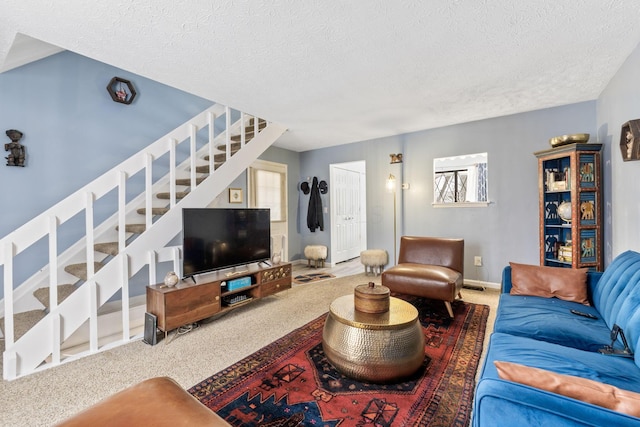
[290,258,336,268]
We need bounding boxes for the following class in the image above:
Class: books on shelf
[558,245,572,262]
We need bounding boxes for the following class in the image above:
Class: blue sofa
[473,250,640,426]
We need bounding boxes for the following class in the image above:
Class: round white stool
[360,249,388,276]
[304,245,328,268]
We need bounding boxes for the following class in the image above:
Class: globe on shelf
[558,202,572,223]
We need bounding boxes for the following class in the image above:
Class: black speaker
[143,312,159,346]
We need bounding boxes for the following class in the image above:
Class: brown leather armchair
[55,377,230,427]
[381,236,464,317]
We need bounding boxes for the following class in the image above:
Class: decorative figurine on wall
[620,119,640,161]
[107,77,137,105]
[5,129,25,167]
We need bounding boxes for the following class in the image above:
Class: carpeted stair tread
[248,117,267,127]
[157,191,189,200]
[190,165,211,174]
[94,242,119,256]
[203,153,229,163]
[235,120,266,141]
[215,142,243,152]
[115,224,146,234]
[64,262,104,281]
[0,310,46,340]
[136,207,170,216]
[33,284,76,309]
[175,177,206,186]
[230,134,254,142]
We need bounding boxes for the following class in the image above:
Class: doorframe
[329,160,367,265]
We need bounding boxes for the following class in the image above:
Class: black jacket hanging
[307,177,324,232]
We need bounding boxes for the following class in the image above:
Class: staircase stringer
[3,122,286,380]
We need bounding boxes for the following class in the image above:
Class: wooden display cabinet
[146,262,292,335]
[535,143,603,271]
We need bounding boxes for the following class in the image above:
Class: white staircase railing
[1,104,287,380]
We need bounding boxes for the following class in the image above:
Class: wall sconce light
[386,173,396,192]
[390,153,403,164]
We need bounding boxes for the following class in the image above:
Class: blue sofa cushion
[474,378,640,427]
[494,294,612,352]
[480,333,640,393]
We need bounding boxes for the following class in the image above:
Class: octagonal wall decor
[107,77,137,105]
[620,119,640,161]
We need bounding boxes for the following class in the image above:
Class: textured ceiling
[2,1,640,152]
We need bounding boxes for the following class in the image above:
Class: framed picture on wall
[229,188,243,203]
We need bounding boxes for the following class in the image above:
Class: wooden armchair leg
[444,301,454,318]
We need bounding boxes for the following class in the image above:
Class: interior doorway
[330,161,367,264]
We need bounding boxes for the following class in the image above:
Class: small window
[250,169,286,221]
[434,153,488,206]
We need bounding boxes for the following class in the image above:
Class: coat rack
[300,177,328,194]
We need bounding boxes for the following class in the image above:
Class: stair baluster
[1,105,286,380]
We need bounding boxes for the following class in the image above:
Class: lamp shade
[386,174,396,192]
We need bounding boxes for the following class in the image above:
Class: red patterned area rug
[189,295,489,426]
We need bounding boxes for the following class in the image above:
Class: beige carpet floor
[0,272,498,426]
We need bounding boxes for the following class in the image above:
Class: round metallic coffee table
[322,294,425,383]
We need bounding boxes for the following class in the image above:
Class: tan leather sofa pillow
[495,361,640,418]
[509,262,589,305]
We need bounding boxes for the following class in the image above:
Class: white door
[248,160,288,262]
[330,161,366,264]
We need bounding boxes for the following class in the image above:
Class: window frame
[433,152,489,208]
[248,161,287,222]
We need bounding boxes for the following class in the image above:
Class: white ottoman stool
[360,249,388,276]
[305,245,328,268]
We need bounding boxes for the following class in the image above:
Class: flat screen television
[182,208,271,278]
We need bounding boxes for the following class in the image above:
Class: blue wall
[201,146,303,261]
[0,51,213,240]
[300,102,597,283]
[4,43,639,289]
[597,40,640,261]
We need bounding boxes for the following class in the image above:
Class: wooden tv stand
[146,262,291,335]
